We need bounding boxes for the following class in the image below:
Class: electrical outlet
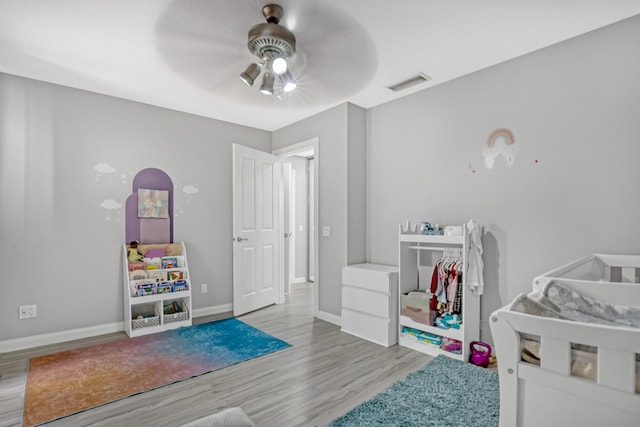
[19,305,37,319]
[201,283,208,293]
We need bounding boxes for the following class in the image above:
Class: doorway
[282,155,313,288]
[274,138,319,316]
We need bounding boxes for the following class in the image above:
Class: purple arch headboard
[125,168,174,244]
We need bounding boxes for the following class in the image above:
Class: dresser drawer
[342,263,398,293]
[341,308,397,347]
[342,285,390,318]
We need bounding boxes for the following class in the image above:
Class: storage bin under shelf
[131,304,160,331]
[399,315,464,341]
[398,334,464,361]
[164,310,189,324]
[162,298,190,325]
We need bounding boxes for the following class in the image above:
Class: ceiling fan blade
[156,0,264,88]
[156,0,377,106]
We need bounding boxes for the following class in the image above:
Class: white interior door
[233,144,279,316]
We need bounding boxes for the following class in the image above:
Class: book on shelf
[157,282,172,294]
[168,271,184,281]
[172,280,188,292]
[161,257,178,269]
[136,282,157,297]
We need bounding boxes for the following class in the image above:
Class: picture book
[161,257,178,269]
[167,270,184,281]
[129,270,148,281]
[157,282,172,294]
[172,280,188,292]
[149,271,166,282]
[137,283,157,297]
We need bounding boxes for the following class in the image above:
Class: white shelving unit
[398,223,480,362]
[122,241,192,337]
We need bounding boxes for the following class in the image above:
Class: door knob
[235,236,248,242]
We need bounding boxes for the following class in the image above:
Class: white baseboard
[0,322,124,353]
[290,281,312,291]
[292,277,308,284]
[192,303,233,318]
[315,309,341,327]
[0,303,234,353]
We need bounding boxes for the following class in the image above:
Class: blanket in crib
[510,282,640,328]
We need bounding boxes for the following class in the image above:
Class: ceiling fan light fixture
[272,57,287,75]
[243,4,297,97]
[259,72,275,95]
[240,63,261,87]
[281,70,296,92]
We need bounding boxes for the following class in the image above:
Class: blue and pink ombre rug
[22,318,290,426]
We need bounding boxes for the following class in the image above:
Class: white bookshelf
[122,242,192,337]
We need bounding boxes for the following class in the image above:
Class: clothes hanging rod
[408,246,446,251]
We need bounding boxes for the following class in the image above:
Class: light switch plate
[322,226,331,237]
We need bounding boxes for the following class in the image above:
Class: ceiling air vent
[387,73,431,92]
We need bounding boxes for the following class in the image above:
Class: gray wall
[273,103,367,316]
[366,14,640,340]
[347,104,367,265]
[0,74,270,341]
[4,14,639,345]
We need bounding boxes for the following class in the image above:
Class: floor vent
[387,73,431,92]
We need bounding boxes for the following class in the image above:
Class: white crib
[490,254,640,427]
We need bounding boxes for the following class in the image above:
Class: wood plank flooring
[0,284,433,427]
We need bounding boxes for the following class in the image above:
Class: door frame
[273,137,319,316]
[283,161,295,295]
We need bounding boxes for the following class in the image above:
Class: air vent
[387,73,431,92]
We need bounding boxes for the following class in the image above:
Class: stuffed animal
[128,240,144,262]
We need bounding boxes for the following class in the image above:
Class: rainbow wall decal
[482,128,517,169]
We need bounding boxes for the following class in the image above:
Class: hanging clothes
[429,250,463,316]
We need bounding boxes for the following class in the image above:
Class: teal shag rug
[329,355,499,427]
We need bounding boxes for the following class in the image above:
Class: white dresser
[341,263,399,347]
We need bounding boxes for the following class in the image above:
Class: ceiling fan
[155,0,378,107]
[239,4,297,97]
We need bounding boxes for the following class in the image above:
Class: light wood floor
[0,284,432,427]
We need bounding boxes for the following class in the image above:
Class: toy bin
[131,304,160,330]
[163,299,189,324]
[401,290,436,326]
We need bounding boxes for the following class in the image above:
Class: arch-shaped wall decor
[482,128,518,169]
[125,168,174,244]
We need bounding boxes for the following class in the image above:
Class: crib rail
[534,253,640,291]
[491,306,640,426]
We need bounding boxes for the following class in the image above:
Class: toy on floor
[469,341,492,368]
[127,240,144,262]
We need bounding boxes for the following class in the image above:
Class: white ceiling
[1,1,639,132]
